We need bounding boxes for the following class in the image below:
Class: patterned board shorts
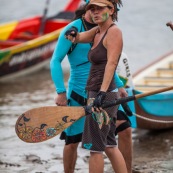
[82,91,119,152]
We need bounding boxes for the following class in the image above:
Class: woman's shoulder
[107,24,122,36]
[109,24,122,32]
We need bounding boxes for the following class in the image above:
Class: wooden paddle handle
[101,86,173,109]
[135,86,173,99]
[15,86,173,143]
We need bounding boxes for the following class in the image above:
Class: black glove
[121,102,133,116]
[65,26,78,38]
[93,91,106,108]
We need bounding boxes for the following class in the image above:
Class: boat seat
[134,85,168,92]
[145,76,173,81]
[144,76,173,85]
[170,61,173,69]
[157,68,173,77]
[0,40,24,49]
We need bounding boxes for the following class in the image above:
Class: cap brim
[86,3,107,10]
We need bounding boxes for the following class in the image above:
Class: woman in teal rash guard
[50,2,128,173]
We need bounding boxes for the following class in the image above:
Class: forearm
[50,58,66,93]
[72,27,98,43]
[50,31,71,93]
[75,32,92,43]
[100,63,117,92]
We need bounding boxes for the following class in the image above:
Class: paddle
[102,86,173,109]
[39,0,50,35]
[15,86,173,143]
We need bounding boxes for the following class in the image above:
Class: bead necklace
[82,15,88,31]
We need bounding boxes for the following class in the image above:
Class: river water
[0,0,173,172]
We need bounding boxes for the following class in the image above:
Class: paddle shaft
[39,0,50,35]
[135,86,173,99]
[16,86,173,143]
[101,86,173,109]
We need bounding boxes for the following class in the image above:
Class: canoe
[0,0,81,82]
[132,51,173,130]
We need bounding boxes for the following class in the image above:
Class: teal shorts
[60,90,87,145]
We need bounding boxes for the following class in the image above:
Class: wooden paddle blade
[15,106,85,143]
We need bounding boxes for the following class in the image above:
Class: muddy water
[0,69,173,173]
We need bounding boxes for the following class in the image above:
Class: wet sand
[1,116,173,173]
[0,69,173,173]
[132,129,173,173]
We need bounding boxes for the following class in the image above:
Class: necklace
[81,15,95,47]
[82,16,88,31]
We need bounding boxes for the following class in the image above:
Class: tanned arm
[100,25,123,92]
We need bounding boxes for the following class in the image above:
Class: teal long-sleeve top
[50,19,124,99]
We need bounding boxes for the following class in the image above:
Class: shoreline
[1,69,173,173]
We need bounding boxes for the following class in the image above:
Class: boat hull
[0,0,81,82]
[133,51,173,130]
[135,101,173,130]
[0,30,61,82]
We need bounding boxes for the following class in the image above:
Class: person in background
[166,21,173,31]
[50,1,132,173]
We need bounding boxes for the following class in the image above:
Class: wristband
[57,91,66,94]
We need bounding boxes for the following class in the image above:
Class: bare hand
[118,87,128,98]
[54,93,67,106]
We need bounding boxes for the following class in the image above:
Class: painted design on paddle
[16,114,76,142]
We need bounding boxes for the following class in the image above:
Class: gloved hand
[65,26,78,38]
[93,91,106,109]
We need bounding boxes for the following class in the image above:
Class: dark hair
[73,4,87,20]
[107,0,123,21]
[73,0,123,21]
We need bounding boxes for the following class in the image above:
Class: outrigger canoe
[132,51,173,130]
[0,0,81,82]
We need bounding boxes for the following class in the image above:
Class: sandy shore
[1,113,173,173]
[0,70,173,173]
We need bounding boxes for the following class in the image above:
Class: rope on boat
[132,112,173,123]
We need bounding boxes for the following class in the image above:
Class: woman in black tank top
[65,0,128,173]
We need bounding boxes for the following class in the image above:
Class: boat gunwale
[0,19,70,52]
[133,50,173,79]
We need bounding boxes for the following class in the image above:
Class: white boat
[132,51,173,130]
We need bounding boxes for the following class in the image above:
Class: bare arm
[100,26,123,92]
[66,26,98,43]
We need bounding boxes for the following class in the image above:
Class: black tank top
[86,24,116,92]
